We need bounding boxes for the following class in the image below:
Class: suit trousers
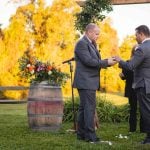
[128,93,137,132]
[136,87,150,133]
[77,89,97,141]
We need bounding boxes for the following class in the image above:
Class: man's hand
[113,56,121,62]
[107,57,117,66]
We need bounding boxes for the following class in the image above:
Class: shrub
[63,96,130,123]
[96,96,129,122]
[63,97,79,122]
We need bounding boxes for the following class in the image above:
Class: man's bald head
[85,23,100,42]
[85,23,99,32]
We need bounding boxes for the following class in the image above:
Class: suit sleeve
[119,48,144,70]
[75,40,108,68]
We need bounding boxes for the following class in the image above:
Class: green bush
[63,97,79,122]
[96,96,129,122]
[63,96,130,123]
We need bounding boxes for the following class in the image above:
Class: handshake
[107,56,121,66]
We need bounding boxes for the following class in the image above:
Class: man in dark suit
[115,25,150,144]
[73,23,116,143]
[119,45,143,133]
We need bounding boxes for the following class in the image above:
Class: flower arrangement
[18,50,70,86]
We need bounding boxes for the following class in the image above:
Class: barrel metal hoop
[28,114,63,117]
[28,97,63,102]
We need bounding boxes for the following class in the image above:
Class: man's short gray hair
[85,23,98,32]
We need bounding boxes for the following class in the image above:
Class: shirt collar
[85,35,92,43]
[142,38,150,43]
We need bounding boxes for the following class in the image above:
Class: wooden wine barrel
[27,82,64,131]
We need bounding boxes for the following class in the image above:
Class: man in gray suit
[73,23,116,143]
[115,25,150,144]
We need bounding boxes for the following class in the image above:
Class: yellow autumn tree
[0,3,32,99]
[45,0,80,96]
[116,35,137,94]
[22,0,80,97]
[119,35,136,60]
[0,0,80,99]
[0,0,136,99]
[96,18,121,92]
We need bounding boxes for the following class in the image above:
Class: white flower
[101,140,112,146]
[27,64,31,67]
[48,71,52,75]
[119,134,123,138]
[30,70,34,74]
[124,136,128,139]
[115,134,128,139]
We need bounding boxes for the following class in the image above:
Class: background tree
[0,0,80,99]
[116,35,137,93]
[75,0,112,32]
[96,18,121,92]
[119,35,136,60]
[0,0,136,99]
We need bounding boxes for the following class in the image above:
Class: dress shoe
[141,138,150,144]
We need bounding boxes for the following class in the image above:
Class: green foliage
[18,50,70,86]
[63,96,130,122]
[96,96,129,122]
[75,0,113,32]
[63,97,79,122]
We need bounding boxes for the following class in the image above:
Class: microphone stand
[62,58,76,132]
[68,61,76,132]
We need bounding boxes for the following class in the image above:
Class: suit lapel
[83,36,100,58]
[89,42,100,58]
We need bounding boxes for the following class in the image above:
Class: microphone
[62,57,75,64]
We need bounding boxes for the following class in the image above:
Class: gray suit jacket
[119,40,150,94]
[73,36,109,90]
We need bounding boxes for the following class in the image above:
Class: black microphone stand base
[66,128,77,133]
[66,121,77,133]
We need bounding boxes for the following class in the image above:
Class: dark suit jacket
[73,36,109,90]
[119,40,150,94]
[121,66,134,98]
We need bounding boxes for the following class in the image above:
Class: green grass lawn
[0,104,149,150]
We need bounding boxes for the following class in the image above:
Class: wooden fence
[76,0,150,6]
[0,86,29,103]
